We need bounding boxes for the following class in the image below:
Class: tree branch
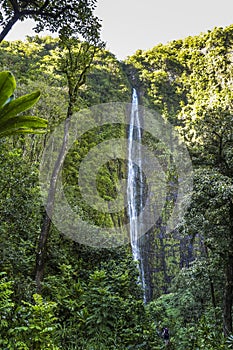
[20,5,73,20]
[0,14,20,42]
[9,0,20,13]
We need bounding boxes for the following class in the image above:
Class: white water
[127,88,146,301]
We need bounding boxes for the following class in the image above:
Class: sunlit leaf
[0,115,48,137]
[0,71,16,108]
[0,91,41,124]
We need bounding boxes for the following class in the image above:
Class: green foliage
[147,292,226,350]
[0,71,47,137]
[1,23,233,350]
[76,261,155,349]
[0,70,16,105]
[0,272,14,345]
[0,275,59,349]
[9,294,58,350]
[84,50,131,104]
[125,43,185,120]
[40,244,157,349]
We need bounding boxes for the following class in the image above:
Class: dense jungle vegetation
[0,2,233,348]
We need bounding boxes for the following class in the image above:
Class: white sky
[5,0,233,60]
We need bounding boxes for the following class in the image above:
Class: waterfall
[127,88,146,302]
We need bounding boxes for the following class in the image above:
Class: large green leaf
[0,115,48,138]
[0,91,41,124]
[0,71,47,137]
[0,71,16,108]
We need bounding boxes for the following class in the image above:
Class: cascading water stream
[127,88,146,302]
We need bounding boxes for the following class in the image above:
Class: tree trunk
[35,115,71,292]
[223,254,233,336]
[34,40,96,293]
[223,201,233,335]
[0,15,19,42]
[204,245,217,310]
[35,212,52,293]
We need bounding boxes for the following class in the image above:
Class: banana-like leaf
[0,71,16,108]
[0,115,48,138]
[0,90,41,124]
[0,70,47,138]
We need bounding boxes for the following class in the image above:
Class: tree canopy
[0,0,101,43]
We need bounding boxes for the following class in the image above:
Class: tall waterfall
[127,88,146,302]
